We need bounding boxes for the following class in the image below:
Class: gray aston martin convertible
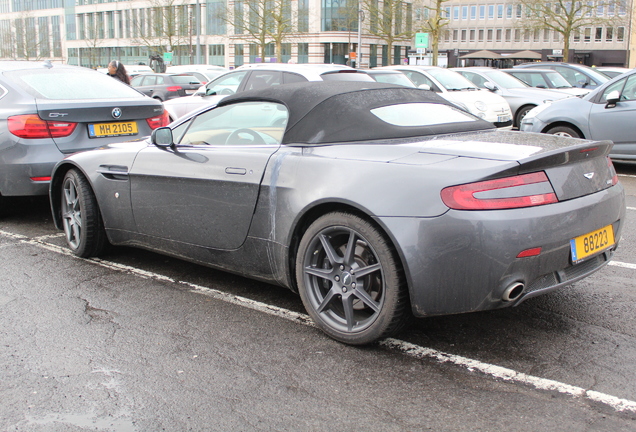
[49,82,625,345]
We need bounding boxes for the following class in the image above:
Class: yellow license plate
[570,225,615,263]
[88,121,138,138]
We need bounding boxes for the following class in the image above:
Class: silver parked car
[454,67,574,127]
[501,68,591,97]
[163,63,373,121]
[49,81,624,345]
[364,69,416,87]
[514,62,610,89]
[520,68,636,164]
[375,65,513,128]
[0,61,167,210]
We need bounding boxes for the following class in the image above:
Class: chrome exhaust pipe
[502,282,525,302]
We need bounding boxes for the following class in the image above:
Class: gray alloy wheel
[296,212,411,345]
[515,105,535,128]
[546,125,581,138]
[61,169,108,258]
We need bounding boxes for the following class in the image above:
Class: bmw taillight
[166,86,182,92]
[146,111,170,130]
[8,114,77,139]
[440,172,558,210]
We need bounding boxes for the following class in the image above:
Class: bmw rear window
[5,68,145,100]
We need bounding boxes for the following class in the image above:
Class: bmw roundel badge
[112,108,122,119]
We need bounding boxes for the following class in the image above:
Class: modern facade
[0,0,634,69]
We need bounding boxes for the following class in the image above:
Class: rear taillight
[146,111,170,130]
[166,86,182,92]
[441,172,558,210]
[608,157,618,186]
[8,114,77,139]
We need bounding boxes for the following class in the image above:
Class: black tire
[61,169,108,258]
[546,125,581,138]
[515,105,535,128]
[296,212,411,345]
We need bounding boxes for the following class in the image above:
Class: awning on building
[458,50,503,59]
[506,50,542,60]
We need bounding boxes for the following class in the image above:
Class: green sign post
[415,33,429,49]
[163,52,173,63]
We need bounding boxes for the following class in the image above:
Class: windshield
[426,68,479,91]
[370,73,416,87]
[544,72,573,88]
[484,70,529,88]
[7,68,145,100]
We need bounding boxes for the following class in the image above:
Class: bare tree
[415,0,450,66]
[512,0,627,62]
[361,0,414,65]
[5,11,49,60]
[227,0,298,62]
[131,0,192,64]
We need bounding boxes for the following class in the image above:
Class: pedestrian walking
[107,60,130,85]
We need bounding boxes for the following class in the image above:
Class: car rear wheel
[546,125,581,138]
[296,212,411,345]
[61,169,108,258]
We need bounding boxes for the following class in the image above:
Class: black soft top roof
[218,81,495,144]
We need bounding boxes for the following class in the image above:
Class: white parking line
[2,229,636,414]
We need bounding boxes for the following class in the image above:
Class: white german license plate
[88,121,138,138]
[497,115,511,123]
[570,224,615,263]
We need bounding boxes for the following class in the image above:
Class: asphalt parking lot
[1,165,636,431]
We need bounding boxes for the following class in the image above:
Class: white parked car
[375,65,513,128]
[163,63,374,121]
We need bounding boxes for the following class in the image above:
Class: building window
[208,44,225,66]
[322,0,358,31]
[514,28,521,41]
[584,27,591,42]
[471,5,476,19]
[461,29,467,41]
[479,5,485,19]
[478,29,484,41]
[487,28,493,41]
[234,43,244,67]
[543,28,550,42]
[595,27,603,41]
[207,0,226,35]
[298,0,309,32]
[516,4,522,18]
[523,30,530,42]
[298,42,309,63]
[505,28,511,41]
[606,27,613,41]
[453,6,459,19]
[469,29,475,41]
[497,4,503,18]
[533,29,539,41]
[453,29,458,42]
[488,5,494,18]
[617,26,625,41]
[573,30,580,42]
[506,4,512,18]
[462,6,468,19]
[496,28,502,42]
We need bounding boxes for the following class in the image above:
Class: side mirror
[484,81,497,91]
[151,127,174,147]
[605,90,620,108]
[578,78,588,87]
[418,84,431,91]
[205,88,218,96]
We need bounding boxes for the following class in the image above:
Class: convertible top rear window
[372,103,477,126]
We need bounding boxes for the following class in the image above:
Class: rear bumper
[0,140,62,197]
[379,183,625,317]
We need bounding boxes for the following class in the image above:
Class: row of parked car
[0,59,633,208]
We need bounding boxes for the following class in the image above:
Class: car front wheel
[546,125,581,138]
[296,212,411,345]
[61,169,108,257]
